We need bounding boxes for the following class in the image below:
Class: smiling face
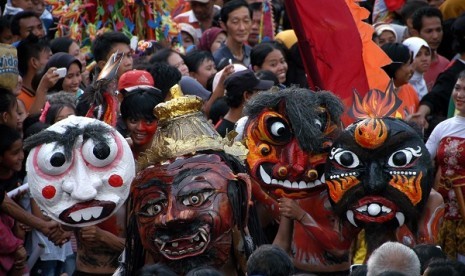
[125,118,157,147]
[1,139,24,173]
[62,63,82,93]
[132,154,240,273]
[256,49,288,84]
[453,78,465,117]
[25,116,134,227]
[325,118,432,231]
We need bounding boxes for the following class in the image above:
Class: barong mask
[244,89,344,200]
[24,116,135,227]
[326,87,435,253]
[126,85,254,275]
[326,118,433,229]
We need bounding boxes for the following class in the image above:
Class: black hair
[10,11,40,36]
[132,57,151,70]
[244,87,344,152]
[399,0,428,25]
[50,37,74,54]
[44,103,76,125]
[424,259,461,276]
[250,41,287,68]
[411,6,443,32]
[184,50,215,73]
[452,13,465,54]
[148,62,182,100]
[247,244,294,276]
[185,266,224,276]
[220,0,252,24]
[208,97,228,125]
[255,70,279,85]
[17,34,50,76]
[0,125,22,156]
[381,43,412,79]
[0,89,17,114]
[412,244,446,274]
[249,2,262,12]
[149,48,185,65]
[0,16,11,34]
[136,263,177,276]
[120,88,163,121]
[224,89,247,108]
[92,31,130,63]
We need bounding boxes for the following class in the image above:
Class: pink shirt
[424,54,450,92]
[0,213,23,273]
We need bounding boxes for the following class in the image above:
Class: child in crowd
[16,99,28,136]
[403,36,432,99]
[39,92,76,125]
[0,125,27,276]
[184,50,217,89]
[381,42,419,116]
[0,91,19,129]
[118,70,164,159]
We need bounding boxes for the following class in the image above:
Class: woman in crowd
[37,53,83,98]
[426,70,465,262]
[251,42,288,86]
[198,27,227,54]
[149,48,189,77]
[50,37,89,86]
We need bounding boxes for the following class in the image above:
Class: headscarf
[198,27,225,52]
[44,53,82,93]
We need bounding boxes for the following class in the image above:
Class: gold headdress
[138,85,248,169]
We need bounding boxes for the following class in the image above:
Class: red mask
[131,153,248,274]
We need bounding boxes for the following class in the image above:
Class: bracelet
[298,213,305,222]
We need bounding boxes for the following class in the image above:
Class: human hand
[39,220,70,246]
[38,67,61,91]
[13,245,27,270]
[18,222,32,232]
[278,198,306,222]
[220,64,235,82]
[79,226,101,244]
[407,112,428,129]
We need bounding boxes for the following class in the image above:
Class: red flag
[285,0,391,125]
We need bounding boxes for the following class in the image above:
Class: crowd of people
[1,0,465,275]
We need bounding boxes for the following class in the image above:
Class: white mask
[26,116,135,227]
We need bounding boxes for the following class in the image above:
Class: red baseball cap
[118,70,155,91]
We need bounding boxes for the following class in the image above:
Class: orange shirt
[17,86,35,112]
[396,83,419,118]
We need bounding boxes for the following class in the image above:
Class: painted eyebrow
[136,179,166,190]
[24,123,111,161]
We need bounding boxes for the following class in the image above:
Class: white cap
[212,63,247,93]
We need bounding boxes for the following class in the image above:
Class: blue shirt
[213,43,252,68]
